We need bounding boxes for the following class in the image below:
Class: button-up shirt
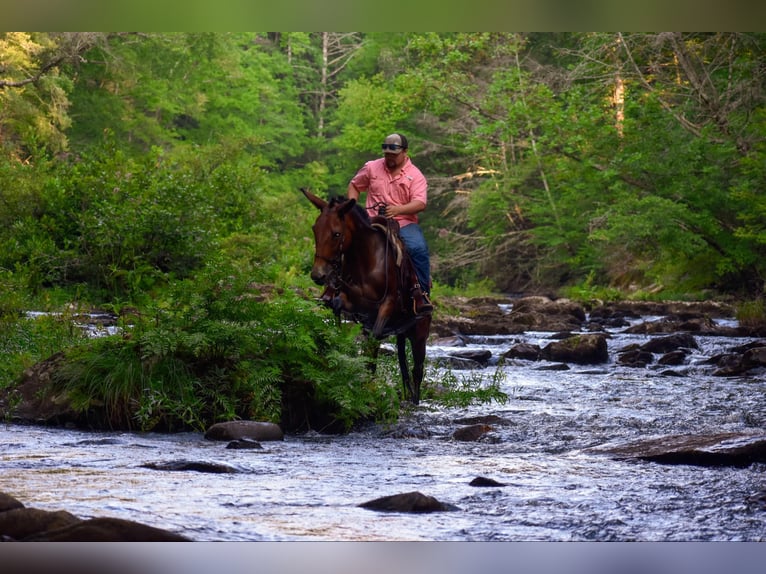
[349,157,427,228]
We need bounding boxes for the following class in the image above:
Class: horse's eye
[333,232,342,239]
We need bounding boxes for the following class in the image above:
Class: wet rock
[535,363,570,371]
[502,342,541,361]
[590,432,766,467]
[540,334,609,365]
[469,476,507,487]
[452,424,492,442]
[640,333,699,354]
[430,335,467,347]
[0,492,190,542]
[226,438,264,450]
[711,343,766,376]
[593,300,735,320]
[624,315,722,335]
[141,460,239,473]
[204,420,284,442]
[433,356,485,370]
[446,348,493,366]
[0,492,24,513]
[657,350,689,366]
[24,516,190,541]
[430,295,586,337]
[358,491,458,513]
[0,508,81,540]
[617,349,654,367]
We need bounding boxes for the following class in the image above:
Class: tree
[0,32,106,158]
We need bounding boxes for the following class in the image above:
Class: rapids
[2,313,765,541]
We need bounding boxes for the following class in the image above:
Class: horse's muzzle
[310,264,329,285]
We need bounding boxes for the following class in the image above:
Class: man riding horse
[323,133,433,316]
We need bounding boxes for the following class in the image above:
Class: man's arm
[347,182,360,201]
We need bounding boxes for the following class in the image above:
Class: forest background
[1,32,765,431]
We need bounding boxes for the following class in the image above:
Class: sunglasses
[381,144,403,152]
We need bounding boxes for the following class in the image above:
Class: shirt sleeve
[349,161,372,192]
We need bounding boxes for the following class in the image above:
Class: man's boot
[411,284,434,316]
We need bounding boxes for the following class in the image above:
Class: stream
[2,312,766,542]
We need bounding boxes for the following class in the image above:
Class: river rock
[0,491,190,541]
[502,342,541,361]
[589,431,766,467]
[23,516,190,541]
[226,438,264,450]
[617,348,654,367]
[0,492,24,513]
[469,476,507,487]
[141,460,239,473]
[640,332,699,354]
[540,334,609,364]
[710,343,766,376]
[204,420,284,442]
[446,348,493,366]
[452,423,492,442]
[657,350,689,366]
[358,491,458,513]
[0,507,81,540]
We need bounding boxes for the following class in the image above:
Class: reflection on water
[2,324,766,541]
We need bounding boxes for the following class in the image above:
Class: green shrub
[50,261,400,432]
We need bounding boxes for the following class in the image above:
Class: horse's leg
[372,298,396,338]
[396,333,414,401]
[363,332,381,374]
[408,318,431,405]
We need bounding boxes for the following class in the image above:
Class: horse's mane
[329,195,371,224]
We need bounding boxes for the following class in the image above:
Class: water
[2,317,766,541]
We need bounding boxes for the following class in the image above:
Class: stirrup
[411,285,433,316]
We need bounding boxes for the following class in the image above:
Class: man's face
[383,135,406,169]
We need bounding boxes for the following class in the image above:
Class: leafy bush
[50,261,400,432]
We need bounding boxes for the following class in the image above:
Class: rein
[331,204,394,308]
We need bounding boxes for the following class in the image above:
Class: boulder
[640,333,698,354]
[589,432,766,467]
[23,516,190,541]
[446,348,493,366]
[0,492,24,513]
[358,491,458,513]
[469,476,507,487]
[452,424,492,442]
[541,334,609,365]
[0,508,80,541]
[141,460,239,473]
[204,420,284,442]
[502,342,541,361]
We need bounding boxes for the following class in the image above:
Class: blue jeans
[399,223,431,293]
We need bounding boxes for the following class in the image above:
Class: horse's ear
[301,187,326,211]
[339,198,357,216]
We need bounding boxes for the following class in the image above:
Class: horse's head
[302,188,358,286]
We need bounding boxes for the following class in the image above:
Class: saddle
[370,215,404,267]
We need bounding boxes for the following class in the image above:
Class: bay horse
[302,188,431,404]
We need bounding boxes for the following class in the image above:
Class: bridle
[315,201,393,307]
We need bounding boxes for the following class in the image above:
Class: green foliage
[0,282,89,391]
[423,363,509,409]
[50,261,397,432]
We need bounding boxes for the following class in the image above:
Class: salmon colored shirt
[349,157,428,228]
